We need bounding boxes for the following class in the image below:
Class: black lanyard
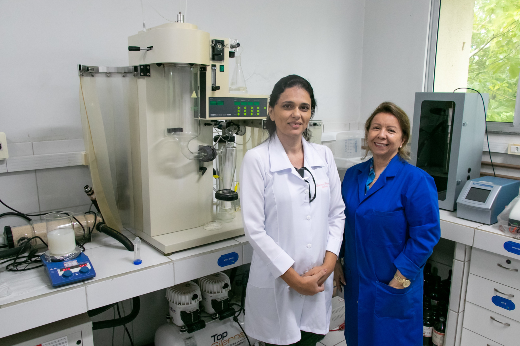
[295,167,316,203]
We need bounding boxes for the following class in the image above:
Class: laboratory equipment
[229,55,247,93]
[133,236,142,265]
[198,272,233,318]
[3,213,98,250]
[456,177,520,224]
[157,275,255,346]
[410,92,488,211]
[166,281,205,333]
[215,136,238,222]
[509,198,520,228]
[40,212,96,287]
[0,313,94,346]
[155,315,252,346]
[79,14,269,255]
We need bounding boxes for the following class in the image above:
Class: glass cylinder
[229,56,247,94]
[45,212,76,256]
[216,200,236,222]
[217,142,237,191]
[164,64,200,138]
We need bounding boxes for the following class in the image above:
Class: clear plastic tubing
[133,237,142,265]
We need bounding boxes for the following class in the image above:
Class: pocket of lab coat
[248,253,275,288]
[374,281,414,319]
[369,210,407,245]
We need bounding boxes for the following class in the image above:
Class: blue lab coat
[341,155,440,346]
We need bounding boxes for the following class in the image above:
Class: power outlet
[0,132,8,160]
[508,143,520,155]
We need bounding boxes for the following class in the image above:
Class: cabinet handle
[490,315,511,327]
[497,263,518,272]
[494,288,514,298]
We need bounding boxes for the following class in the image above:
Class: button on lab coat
[240,134,345,345]
[341,155,440,346]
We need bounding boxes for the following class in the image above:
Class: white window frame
[424,0,520,134]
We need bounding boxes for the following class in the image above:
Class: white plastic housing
[128,23,210,65]
[0,132,8,160]
[198,272,231,314]
[166,282,202,327]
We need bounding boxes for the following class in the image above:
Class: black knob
[192,294,198,300]
[506,259,512,264]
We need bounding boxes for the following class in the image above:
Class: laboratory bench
[1,211,520,346]
[0,230,252,339]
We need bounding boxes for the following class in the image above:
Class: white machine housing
[124,21,266,253]
[198,272,231,314]
[80,19,271,255]
[166,281,203,327]
[155,316,255,346]
[457,177,520,224]
[0,313,93,346]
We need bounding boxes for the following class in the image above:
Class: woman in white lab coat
[240,75,345,345]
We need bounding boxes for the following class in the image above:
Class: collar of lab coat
[268,133,326,173]
[356,154,406,203]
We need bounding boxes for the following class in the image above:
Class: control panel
[41,252,96,287]
[208,97,268,119]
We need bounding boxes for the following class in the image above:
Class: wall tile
[0,171,39,235]
[33,139,85,155]
[8,142,33,157]
[36,166,92,212]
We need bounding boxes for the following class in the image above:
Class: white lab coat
[240,133,345,345]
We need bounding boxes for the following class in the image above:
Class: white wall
[0,0,365,230]
[359,0,432,124]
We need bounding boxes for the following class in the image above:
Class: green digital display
[254,102,260,106]
[241,102,247,106]
[234,101,240,106]
[217,101,224,106]
[210,101,217,105]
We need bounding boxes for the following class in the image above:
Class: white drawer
[473,230,520,261]
[461,328,503,346]
[464,302,520,346]
[466,274,520,323]
[471,247,520,290]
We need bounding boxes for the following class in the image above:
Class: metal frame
[423,0,441,93]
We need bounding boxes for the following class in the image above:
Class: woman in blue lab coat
[336,102,441,346]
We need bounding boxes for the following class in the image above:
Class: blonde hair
[364,102,410,160]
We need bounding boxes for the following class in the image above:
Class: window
[431,0,520,125]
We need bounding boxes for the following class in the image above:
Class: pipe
[89,296,140,330]
[96,223,134,251]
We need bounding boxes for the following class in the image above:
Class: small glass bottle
[424,262,433,297]
[432,316,446,346]
[423,309,434,346]
[429,276,441,307]
[229,56,247,94]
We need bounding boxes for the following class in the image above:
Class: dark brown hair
[265,75,317,141]
[364,101,411,160]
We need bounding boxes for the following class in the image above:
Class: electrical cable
[3,236,47,271]
[90,296,141,330]
[116,302,135,346]
[453,87,496,177]
[0,212,32,223]
[230,268,251,346]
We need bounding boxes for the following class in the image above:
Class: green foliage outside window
[467,0,520,122]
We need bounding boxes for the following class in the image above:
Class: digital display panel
[465,187,491,203]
